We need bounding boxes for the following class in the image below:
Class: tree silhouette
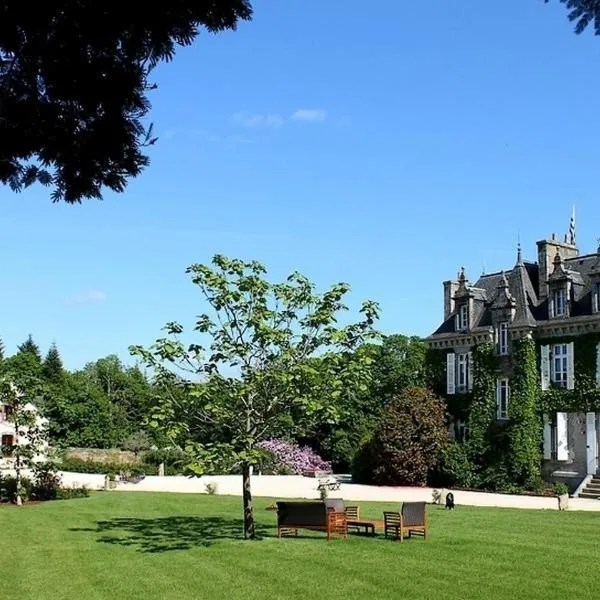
[0,2,253,203]
[548,0,600,35]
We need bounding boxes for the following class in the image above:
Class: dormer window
[458,304,468,331]
[553,288,566,317]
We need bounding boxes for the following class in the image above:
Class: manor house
[426,217,600,496]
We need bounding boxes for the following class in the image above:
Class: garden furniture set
[275,499,427,542]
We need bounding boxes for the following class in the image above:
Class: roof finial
[459,266,466,282]
[597,237,600,254]
[567,205,576,245]
[516,235,523,265]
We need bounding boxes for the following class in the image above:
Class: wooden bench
[276,501,347,541]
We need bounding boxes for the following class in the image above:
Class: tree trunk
[242,462,255,539]
[15,449,22,506]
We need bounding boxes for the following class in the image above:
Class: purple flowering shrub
[256,439,331,475]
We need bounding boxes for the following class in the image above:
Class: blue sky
[2,0,600,370]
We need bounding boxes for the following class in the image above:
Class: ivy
[538,333,600,412]
[467,342,497,463]
[508,336,542,487]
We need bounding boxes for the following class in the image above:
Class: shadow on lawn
[71,516,272,553]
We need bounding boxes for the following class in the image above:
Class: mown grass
[1,491,599,600]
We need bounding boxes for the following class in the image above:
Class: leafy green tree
[362,386,448,486]
[131,255,380,539]
[547,0,600,35]
[306,335,427,471]
[0,2,253,202]
[370,335,427,398]
[0,376,48,505]
[44,371,129,448]
[5,334,43,383]
[42,343,65,384]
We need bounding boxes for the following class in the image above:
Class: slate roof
[429,248,600,337]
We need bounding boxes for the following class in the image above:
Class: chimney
[443,280,459,320]
[536,237,578,300]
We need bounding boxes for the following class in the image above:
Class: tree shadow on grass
[71,516,272,553]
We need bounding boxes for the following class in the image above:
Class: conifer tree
[42,343,65,384]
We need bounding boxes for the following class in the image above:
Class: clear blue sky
[1,0,599,370]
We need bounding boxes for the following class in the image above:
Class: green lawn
[1,492,599,600]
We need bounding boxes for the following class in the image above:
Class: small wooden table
[347,519,377,536]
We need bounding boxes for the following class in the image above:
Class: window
[454,419,467,442]
[552,344,569,388]
[1,434,14,457]
[553,288,566,317]
[496,379,510,420]
[596,282,600,313]
[498,322,509,355]
[459,305,468,331]
[457,353,468,392]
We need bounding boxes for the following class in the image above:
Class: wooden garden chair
[384,502,427,542]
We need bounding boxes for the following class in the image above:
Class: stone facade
[426,221,600,491]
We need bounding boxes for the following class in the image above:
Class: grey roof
[429,249,600,337]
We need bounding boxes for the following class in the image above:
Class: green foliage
[121,431,152,455]
[44,371,129,448]
[553,482,569,496]
[56,487,90,500]
[1,2,253,202]
[508,337,542,488]
[30,464,62,501]
[58,456,161,476]
[0,376,48,504]
[42,343,65,383]
[430,442,478,488]
[468,343,498,463]
[130,254,380,538]
[0,474,32,503]
[539,333,600,412]
[5,334,44,384]
[547,0,600,36]
[308,334,427,471]
[365,387,448,486]
[0,468,90,503]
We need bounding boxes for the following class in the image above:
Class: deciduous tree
[0,2,253,202]
[130,255,379,539]
[0,376,47,505]
[366,386,448,487]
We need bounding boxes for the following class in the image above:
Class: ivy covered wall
[538,332,600,412]
[508,337,542,487]
[425,337,544,489]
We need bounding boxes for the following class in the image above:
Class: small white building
[0,400,48,469]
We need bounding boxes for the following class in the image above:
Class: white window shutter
[446,352,456,395]
[541,345,550,391]
[454,314,459,332]
[495,380,500,420]
[596,343,600,386]
[543,414,552,460]
[586,412,598,475]
[556,412,569,461]
[467,351,473,392]
[567,342,575,390]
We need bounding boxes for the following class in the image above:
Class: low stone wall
[63,448,138,465]
[56,472,563,510]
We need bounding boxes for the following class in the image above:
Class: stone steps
[578,476,600,499]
